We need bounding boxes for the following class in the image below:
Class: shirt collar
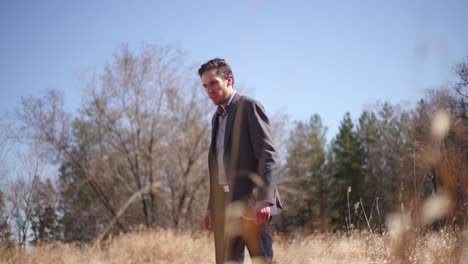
[216,90,237,116]
[226,90,237,106]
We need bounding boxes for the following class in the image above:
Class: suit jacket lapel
[224,93,242,149]
[209,113,219,162]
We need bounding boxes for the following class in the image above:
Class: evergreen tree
[281,114,329,232]
[377,102,405,213]
[357,111,380,198]
[29,176,62,245]
[58,161,101,243]
[307,115,330,231]
[330,113,367,230]
[357,110,388,231]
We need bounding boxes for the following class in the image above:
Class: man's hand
[254,201,271,225]
[203,210,212,231]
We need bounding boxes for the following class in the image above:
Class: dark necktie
[216,105,229,117]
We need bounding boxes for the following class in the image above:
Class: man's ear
[226,75,233,86]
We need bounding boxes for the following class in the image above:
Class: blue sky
[1,0,467,140]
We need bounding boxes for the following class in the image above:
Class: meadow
[1,227,466,264]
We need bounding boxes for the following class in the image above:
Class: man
[199,58,282,263]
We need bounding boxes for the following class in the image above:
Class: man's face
[201,69,233,106]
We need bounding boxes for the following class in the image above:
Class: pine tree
[29,176,62,245]
[58,162,100,243]
[357,110,385,231]
[281,114,329,232]
[330,113,367,230]
[357,111,380,194]
[377,102,405,213]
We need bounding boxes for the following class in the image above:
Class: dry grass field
[1,227,467,264]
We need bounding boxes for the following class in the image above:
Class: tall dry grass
[1,228,467,264]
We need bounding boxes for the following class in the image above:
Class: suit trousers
[211,184,273,264]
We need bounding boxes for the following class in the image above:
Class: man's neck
[221,89,235,109]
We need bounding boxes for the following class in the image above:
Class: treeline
[278,96,467,233]
[277,58,468,233]
[0,44,466,247]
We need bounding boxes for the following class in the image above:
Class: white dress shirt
[215,90,237,186]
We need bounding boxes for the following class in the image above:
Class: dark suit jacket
[208,92,282,213]
[207,93,282,263]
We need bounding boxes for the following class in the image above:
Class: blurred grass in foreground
[1,227,467,264]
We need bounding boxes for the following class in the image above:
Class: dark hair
[198,58,234,86]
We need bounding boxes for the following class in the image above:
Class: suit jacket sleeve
[246,100,279,206]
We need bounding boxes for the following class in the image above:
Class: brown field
[1,228,467,264]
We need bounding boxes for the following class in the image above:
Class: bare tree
[0,116,16,184]
[160,83,211,228]
[79,44,211,230]
[270,110,291,173]
[0,191,12,247]
[454,56,468,100]
[6,141,47,247]
[15,44,213,241]
[16,89,128,233]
